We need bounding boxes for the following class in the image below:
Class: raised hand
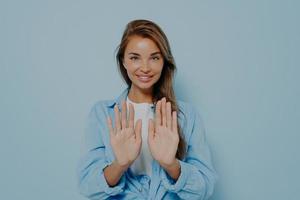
[148,97,179,168]
[107,100,142,169]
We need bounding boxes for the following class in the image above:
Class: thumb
[148,119,155,140]
[134,119,142,141]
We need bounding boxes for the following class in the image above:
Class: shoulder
[90,99,114,110]
[176,99,206,139]
[177,99,200,119]
[87,99,115,121]
[86,86,128,121]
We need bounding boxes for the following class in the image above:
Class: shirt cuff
[100,160,126,196]
[160,160,190,193]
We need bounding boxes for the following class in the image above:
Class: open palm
[148,97,179,166]
[107,100,142,168]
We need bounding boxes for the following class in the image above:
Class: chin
[137,83,154,90]
[133,80,154,91]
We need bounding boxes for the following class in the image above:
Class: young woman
[77,19,217,199]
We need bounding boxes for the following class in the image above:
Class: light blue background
[1,0,299,199]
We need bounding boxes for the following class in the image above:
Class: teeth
[138,75,152,81]
[139,75,151,78]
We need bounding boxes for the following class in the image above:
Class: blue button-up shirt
[77,87,217,200]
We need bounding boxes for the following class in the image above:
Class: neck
[128,85,153,104]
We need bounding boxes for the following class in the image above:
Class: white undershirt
[126,96,154,176]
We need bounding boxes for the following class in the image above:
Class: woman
[77,19,217,199]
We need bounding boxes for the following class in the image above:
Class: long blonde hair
[115,19,186,160]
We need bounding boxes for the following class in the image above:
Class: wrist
[161,159,180,171]
[160,159,181,181]
[113,160,130,172]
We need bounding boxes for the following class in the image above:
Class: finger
[161,97,166,127]
[155,100,161,131]
[128,103,134,128]
[148,119,155,140]
[172,111,178,133]
[134,119,142,141]
[114,104,121,131]
[121,100,127,129]
[107,116,115,136]
[166,102,172,129]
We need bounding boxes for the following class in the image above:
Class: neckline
[126,96,154,106]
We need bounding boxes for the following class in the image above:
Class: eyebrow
[128,51,161,56]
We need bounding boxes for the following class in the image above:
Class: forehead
[125,35,160,53]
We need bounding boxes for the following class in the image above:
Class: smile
[137,75,153,82]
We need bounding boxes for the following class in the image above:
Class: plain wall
[1,0,299,199]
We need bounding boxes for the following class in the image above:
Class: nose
[140,60,151,72]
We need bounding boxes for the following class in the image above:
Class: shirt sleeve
[76,103,126,199]
[160,104,218,200]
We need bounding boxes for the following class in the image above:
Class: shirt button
[138,188,142,192]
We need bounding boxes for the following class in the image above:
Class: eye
[130,56,139,60]
[152,56,160,60]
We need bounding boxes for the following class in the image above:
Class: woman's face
[123,35,164,92]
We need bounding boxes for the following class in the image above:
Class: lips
[137,75,153,83]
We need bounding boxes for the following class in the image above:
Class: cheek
[153,63,164,74]
[126,69,135,78]
[125,68,138,81]
[123,60,136,71]
[124,62,139,71]
[152,68,164,81]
